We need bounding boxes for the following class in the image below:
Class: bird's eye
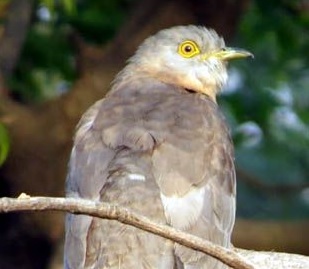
[178,40,200,58]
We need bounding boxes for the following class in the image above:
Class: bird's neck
[112,64,218,103]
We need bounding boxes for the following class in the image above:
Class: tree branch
[1,196,309,269]
[0,195,254,269]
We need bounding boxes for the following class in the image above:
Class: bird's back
[65,79,235,269]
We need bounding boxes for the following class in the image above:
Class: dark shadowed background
[0,0,308,268]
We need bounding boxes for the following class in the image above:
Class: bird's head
[126,25,252,101]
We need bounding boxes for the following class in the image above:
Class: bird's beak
[201,48,253,61]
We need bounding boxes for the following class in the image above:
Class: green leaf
[0,123,10,166]
[62,0,77,15]
[40,0,77,16]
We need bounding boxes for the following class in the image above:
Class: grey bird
[64,25,252,269]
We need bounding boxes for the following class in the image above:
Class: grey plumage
[65,25,251,269]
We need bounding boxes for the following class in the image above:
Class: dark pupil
[184,45,192,52]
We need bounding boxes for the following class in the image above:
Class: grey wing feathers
[64,94,176,269]
[151,95,236,269]
[65,99,116,268]
[66,99,115,200]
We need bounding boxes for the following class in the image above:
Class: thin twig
[0,195,255,269]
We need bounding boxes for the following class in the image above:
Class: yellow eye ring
[178,40,200,58]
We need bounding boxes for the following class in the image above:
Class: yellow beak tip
[222,48,254,60]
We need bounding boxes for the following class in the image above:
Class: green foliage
[222,0,309,219]
[41,0,77,15]
[10,0,132,102]
[9,23,75,102]
[0,124,10,166]
[64,0,129,43]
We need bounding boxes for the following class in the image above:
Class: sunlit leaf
[0,123,10,166]
[62,0,76,15]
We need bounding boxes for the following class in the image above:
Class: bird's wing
[150,94,236,268]
[64,85,176,269]
[64,99,116,268]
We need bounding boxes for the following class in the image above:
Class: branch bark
[0,195,254,269]
[0,195,309,269]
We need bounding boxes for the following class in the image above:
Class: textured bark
[0,196,308,269]
[0,196,254,269]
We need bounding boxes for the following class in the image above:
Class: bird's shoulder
[90,80,229,151]
[68,80,234,198]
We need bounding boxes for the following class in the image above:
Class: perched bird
[64,25,252,269]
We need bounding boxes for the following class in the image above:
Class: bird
[64,25,252,269]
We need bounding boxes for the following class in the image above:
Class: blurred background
[0,0,308,268]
